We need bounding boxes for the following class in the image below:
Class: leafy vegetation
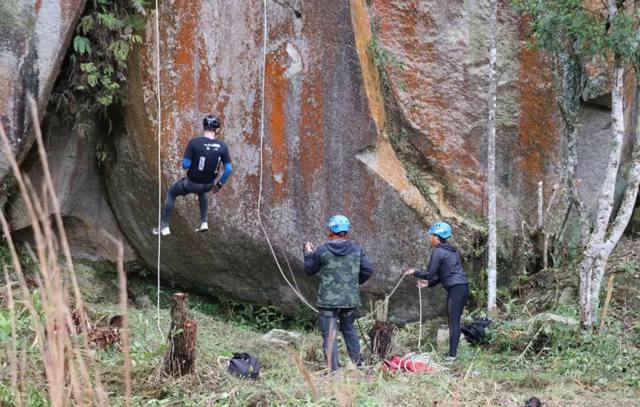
[367,36,403,80]
[68,0,146,108]
[511,0,640,64]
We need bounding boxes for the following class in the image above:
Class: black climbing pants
[447,283,469,357]
[161,177,213,227]
[318,308,361,371]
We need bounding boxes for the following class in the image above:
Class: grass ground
[2,238,640,406]
[88,302,639,407]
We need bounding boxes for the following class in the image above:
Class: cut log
[162,293,197,376]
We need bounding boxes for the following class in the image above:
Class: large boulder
[102,0,572,321]
[367,0,565,228]
[7,108,137,263]
[0,0,86,179]
[3,0,631,323]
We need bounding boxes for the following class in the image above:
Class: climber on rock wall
[152,115,233,236]
[303,215,375,371]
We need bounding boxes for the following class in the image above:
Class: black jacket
[304,240,374,284]
[415,243,468,290]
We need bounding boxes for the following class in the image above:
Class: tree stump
[365,298,395,360]
[162,293,197,376]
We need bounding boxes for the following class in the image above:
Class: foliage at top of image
[65,0,147,110]
[511,0,640,67]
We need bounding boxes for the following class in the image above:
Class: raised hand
[303,241,315,254]
[404,268,417,276]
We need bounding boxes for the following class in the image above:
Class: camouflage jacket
[303,239,374,308]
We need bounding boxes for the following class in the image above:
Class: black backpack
[461,318,493,345]
[227,352,261,380]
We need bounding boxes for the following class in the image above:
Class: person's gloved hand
[303,241,315,254]
[404,268,417,276]
[212,182,223,193]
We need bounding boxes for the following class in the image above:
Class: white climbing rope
[154,0,163,335]
[360,272,408,320]
[418,283,423,353]
[257,0,318,314]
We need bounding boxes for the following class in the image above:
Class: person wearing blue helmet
[152,115,233,236]
[405,221,469,363]
[303,215,375,371]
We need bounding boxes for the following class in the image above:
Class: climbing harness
[154,0,163,335]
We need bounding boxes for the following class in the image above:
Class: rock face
[102,0,567,321]
[367,0,564,229]
[3,0,631,322]
[107,0,435,321]
[7,108,137,263]
[0,0,85,179]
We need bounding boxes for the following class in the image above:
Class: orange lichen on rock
[517,33,558,196]
[299,73,324,193]
[173,0,200,112]
[265,49,289,202]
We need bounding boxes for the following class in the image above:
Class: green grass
[1,265,639,406]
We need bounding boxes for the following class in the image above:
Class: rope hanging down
[154,0,163,334]
[255,1,418,319]
[257,0,318,313]
[150,0,424,338]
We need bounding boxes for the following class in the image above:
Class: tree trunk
[162,293,197,376]
[486,0,498,318]
[578,48,626,328]
[553,51,586,248]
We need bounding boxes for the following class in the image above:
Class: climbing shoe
[196,222,208,233]
[152,226,171,236]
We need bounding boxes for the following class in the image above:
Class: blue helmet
[327,215,350,234]
[429,221,452,239]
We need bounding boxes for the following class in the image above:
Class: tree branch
[606,85,640,249]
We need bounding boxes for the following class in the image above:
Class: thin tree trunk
[578,43,626,327]
[599,274,616,333]
[486,0,498,318]
[605,84,640,248]
[589,83,640,323]
[537,181,544,229]
[554,51,586,246]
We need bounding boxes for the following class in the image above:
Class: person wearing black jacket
[405,221,469,363]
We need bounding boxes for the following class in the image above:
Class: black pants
[161,177,213,227]
[447,283,469,357]
[318,308,361,371]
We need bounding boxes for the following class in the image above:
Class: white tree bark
[537,181,544,229]
[589,84,640,321]
[486,0,498,318]
[578,48,626,328]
